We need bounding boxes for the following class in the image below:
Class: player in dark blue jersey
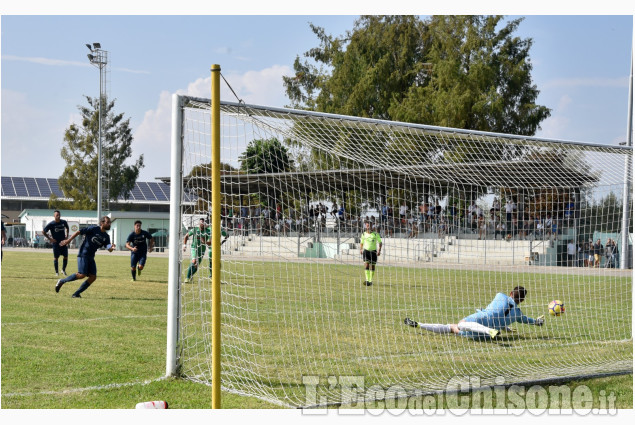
[404,286,544,340]
[125,220,155,281]
[41,210,70,276]
[54,216,116,298]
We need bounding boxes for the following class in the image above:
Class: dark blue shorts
[77,256,97,276]
[52,243,69,258]
[131,251,147,267]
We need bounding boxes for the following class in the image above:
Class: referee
[360,220,382,286]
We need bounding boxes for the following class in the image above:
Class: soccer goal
[166,68,632,408]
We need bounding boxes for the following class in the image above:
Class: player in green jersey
[183,218,228,282]
[360,220,382,286]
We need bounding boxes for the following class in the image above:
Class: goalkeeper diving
[404,286,544,340]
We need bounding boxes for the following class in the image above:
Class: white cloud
[226,65,293,106]
[133,64,293,180]
[536,94,572,140]
[537,114,571,140]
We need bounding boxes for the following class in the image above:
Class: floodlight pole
[87,43,108,222]
[620,47,633,269]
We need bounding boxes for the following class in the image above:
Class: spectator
[564,200,575,226]
[593,238,604,268]
[407,220,418,239]
[434,201,442,222]
[525,214,535,238]
[605,238,618,268]
[381,203,388,226]
[505,198,516,236]
[567,240,577,267]
[437,215,447,238]
[449,203,458,231]
[510,214,519,239]
[386,204,395,237]
[338,204,345,221]
[577,242,585,267]
[494,222,506,240]
[583,240,593,267]
[470,212,478,234]
[399,202,408,231]
[535,216,544,238]
[427,203,435,231]
[544,213,553,237]
[477,214,486,240]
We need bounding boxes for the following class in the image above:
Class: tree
[282,15,552,209]
[390,16,550,135]
[238,138,293,174]
[284,15,427,119]
[185,161,239,214]
[53,96,144,210]
[283,15,550,135]
[238,138,294,209]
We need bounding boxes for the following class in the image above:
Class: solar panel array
[1,176,175,203]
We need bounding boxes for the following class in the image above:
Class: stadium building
[1,176,172,250]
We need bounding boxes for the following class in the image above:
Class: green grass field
[1,250,632,409]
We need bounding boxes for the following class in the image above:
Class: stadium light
[86,42,108,222]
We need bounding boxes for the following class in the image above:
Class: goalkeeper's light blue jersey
[462,292,536,330]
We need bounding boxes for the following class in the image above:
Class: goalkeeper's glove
[535,315,545,326]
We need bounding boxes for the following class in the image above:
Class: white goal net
[167,94,632,408]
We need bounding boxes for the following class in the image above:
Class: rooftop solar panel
[13,177,28,197]
[24,177,40,197]
[35,178,52,197]
[150,183,169,201]
[47,179,65,198]
[2,176,16,197]
[157,183,170,199]
[137,182,153,200]
[129,184,145,201]
[2,177,181,203]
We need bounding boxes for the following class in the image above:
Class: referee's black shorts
[363,249,378,265]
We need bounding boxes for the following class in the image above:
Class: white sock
[419,323,452,334]
[458,322,495,335]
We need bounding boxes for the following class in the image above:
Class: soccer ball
[548,300,565,316]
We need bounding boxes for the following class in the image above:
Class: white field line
[1,314,164,326]
[2,376,168,398]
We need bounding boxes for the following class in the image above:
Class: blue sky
[1,12,633,182]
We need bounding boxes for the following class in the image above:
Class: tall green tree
[238,138,294,209]
[52,96,144,209]
[238,138,293,174]
[390,15,550,135]
[283,15,550,135]
[284,15,426,119]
